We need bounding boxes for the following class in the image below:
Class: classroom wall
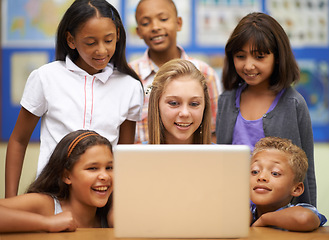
[0,143,328,226]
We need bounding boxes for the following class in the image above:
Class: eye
[160,17,168,22]
[86,42,95,46]
[234,54,245,59]
[140,20,150,27]
[87,167,98,171]
[168,101,179,107]
[271,171,281,177]
[105,39,113,44]
[251,170,259,175]
[256,54,265,59]
[190,102,200,107]
[106,165,113,170]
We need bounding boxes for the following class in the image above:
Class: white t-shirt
[21,56,143,176]
[53,197,62,215]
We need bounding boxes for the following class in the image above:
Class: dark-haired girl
[1,130,114,232]
[216,12,316,207]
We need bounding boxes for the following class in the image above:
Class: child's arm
[5,107,40,198]
[0,206,76,233]
[118,120,136,144]
[252,206,320,231]
[0,193,77,233]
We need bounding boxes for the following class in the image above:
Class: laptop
[113,144,251,238]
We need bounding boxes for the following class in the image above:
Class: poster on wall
[266,0,328,47]
[1,0,120,47]
[1,0,74,47]
[195,0,262,47]
[295,60,329,141]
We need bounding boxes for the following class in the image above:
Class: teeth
[93,186,108,191]
[152,36,163,41]
[246,73,258,77]
[176,123,191,127]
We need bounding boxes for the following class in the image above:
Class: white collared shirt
[21,56,143,176]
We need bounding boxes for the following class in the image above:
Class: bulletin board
[1,0,329,142]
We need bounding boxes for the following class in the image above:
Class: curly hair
[252,136,308,183]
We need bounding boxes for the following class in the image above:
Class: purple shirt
[232,84,284,151]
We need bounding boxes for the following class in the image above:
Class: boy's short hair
[252,137,308,183]
[135,0,178,20]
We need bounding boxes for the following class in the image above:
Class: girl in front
[216,12,316,206]
[5,0,143,198]
[0,130,114,232]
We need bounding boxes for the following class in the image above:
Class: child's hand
[44,211,77,232]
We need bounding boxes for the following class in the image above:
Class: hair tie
[145,84,153,95]
[110,7,115,21]
[67,132,98,158]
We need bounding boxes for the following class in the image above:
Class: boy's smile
[250,149,303,214]
[135,0,182,53]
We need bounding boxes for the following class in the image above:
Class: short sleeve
[20,69,48,117]
[296,203,327,227]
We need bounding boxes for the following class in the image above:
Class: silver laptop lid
[114,144,250,238]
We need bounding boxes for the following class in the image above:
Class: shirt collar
[65,56,114,83]
[139,46,187,81]
[137,50,157,81]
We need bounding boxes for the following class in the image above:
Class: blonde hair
[148,59,211,144]
[252,137,308,182]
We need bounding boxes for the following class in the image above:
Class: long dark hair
[27,130,113,225]
[222,12,299,92]
[55,0,140,81]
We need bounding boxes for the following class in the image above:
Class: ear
[62,169,72,185]
[117,28,120,42]
[291,182,304,197]
[136,26,143,39]
[66,32,76,50]
[176,16,182,32]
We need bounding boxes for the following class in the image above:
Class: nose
[244,57,255,71]
[257,172,268,183]
[96,42,107,55]
[151,19,161,32]
[178,105,190,117]
[98,169,111,181]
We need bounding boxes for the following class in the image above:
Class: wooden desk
[1,227,329,240]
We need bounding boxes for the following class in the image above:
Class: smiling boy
[250,137,326,231]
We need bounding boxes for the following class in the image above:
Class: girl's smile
[159,76,205,144]
[67,17,118,75]
[233,43,275,89]
[65,144,113,208]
